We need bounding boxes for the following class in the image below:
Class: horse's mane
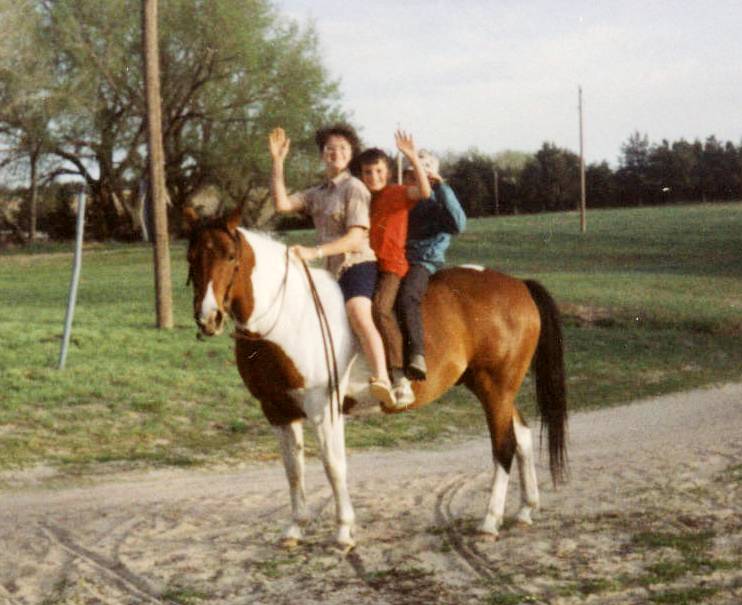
[238,227,288,254]
[187,215,288,253]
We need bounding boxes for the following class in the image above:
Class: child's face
[361,159,389,193]
[322,135,353,174]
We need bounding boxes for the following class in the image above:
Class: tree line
[442,132,742,218]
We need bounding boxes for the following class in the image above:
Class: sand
[0,383,740,604]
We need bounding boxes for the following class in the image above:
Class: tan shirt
[291,171,376,277]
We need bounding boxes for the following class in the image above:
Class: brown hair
[356,147,392,171]
[314,123,362,159]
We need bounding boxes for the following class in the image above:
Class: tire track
[40,523,175,605]
[433,474,501,583]
[0,583,23,605]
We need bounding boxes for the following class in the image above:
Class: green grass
[1,202,741,473]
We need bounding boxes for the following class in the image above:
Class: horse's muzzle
[195,309,224,337]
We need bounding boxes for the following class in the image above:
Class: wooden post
[578,86,587,233]
[493,166,499,215]
[142,0,173,328]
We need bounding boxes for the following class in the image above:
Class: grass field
[1,202,741,474]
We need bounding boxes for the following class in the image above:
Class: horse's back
[411,266,541,406]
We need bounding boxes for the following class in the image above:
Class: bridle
[187,226,245,329]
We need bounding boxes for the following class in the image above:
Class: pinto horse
[184,208,567,548]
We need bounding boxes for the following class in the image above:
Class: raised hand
[395,129,418,159]
[426,167,443,184]
[269,127,291,162]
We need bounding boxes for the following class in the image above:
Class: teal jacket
[406,183,466,273]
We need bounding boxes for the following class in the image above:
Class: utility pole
[493,166,499,215]
[578,85,587,233]
[142,0,173,328]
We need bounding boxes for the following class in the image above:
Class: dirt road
[1,384,740,604]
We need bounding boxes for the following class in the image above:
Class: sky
[276,0,741,166]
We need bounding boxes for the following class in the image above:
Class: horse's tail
[524,279,568,485]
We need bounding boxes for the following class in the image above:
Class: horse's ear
[183,206,199,233]
[225,205,242,234]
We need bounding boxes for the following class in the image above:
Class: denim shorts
[338,261,378,302]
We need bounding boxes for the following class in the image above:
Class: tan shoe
[369,377,396,407]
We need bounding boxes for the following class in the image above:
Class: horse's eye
[228,254,236,262]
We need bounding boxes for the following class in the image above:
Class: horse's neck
[240,228,357,386]
[239,229,292,328]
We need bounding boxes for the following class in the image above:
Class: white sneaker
[391,371,415,408]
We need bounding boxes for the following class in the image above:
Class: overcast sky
[276,0,741,166]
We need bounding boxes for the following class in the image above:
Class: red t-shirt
[370,184,417,277]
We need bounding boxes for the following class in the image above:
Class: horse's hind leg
[274,420,309,545]
[513,411,540,525]
[465,370,519,537]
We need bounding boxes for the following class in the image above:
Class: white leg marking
[200,280,219,319]
[274,421,308,543]
[514,418,540,525]
[480,462,510,535]
[312,407,355,547]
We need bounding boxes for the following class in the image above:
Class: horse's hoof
[335,529,356,553]
[516,518,534,529]
[475,531,500,542]
[516,508,535,526]
[335,540,355,554]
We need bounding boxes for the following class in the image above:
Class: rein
[232,243,341,423]
[299,259,342,424]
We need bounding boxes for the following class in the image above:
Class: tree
[518,143,580,213]
[585,161,617,208]
[493,150,531,215]
[616,131,650,206]
[0,0,59,240]
[445,151,495,217]
[0,0,344,239]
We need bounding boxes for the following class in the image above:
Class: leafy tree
[0,0,345,239]
[616,131,650,206]
[585,161,617,208]
[445,151,495,217]
[0,0,60,239]
[518,143,580,213]
[493,150,532,215]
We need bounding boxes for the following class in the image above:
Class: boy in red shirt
[357,131,431,408]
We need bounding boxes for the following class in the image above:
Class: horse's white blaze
[481,462,510,535]
[199,280,219,320]
[459,264,485,271]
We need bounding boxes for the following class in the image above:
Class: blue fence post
[58,191,86,370]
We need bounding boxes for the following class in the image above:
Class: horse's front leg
[309,397,355,548]
[274,420,309,546]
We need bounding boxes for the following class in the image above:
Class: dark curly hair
[314,123,362,159]
[356,147,392,171]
